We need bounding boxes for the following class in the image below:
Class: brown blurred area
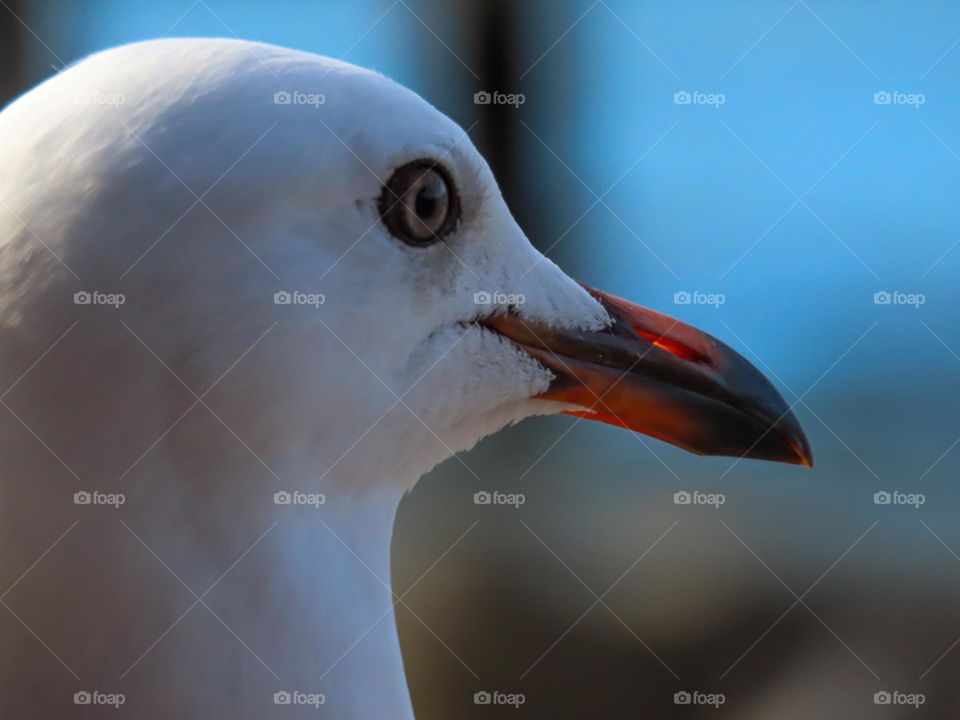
[396,422,960,718]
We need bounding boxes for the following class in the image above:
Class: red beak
[483,284,813,467]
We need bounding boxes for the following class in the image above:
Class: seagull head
[0,38,813,719]
[3,38,810,494]
[201,42,812,480]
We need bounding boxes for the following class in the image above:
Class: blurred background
[3,0,960,716]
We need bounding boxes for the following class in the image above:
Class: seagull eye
[379,160,459,246]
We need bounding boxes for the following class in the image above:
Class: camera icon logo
[274,291,292,305]
[274,491,292,505]
[674,291,691,305]
[673,91,692,105]
[273,91,292,105]
[474,491,492,505]
[274,691,292,705]
[74,291,92,305]
[474,91,492,105]
[673,491,691,505]
[74,491,92,505]
[474,291,492,305]
[674,691,692,705]
[873,291,891,305]
[873,491,891,505]
[74,691,92,705]
[474,691,492,705]
[873,91,892,105]
[874,691,891,705]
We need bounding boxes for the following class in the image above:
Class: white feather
[0,38,609,718]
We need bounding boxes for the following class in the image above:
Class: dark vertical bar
[474,0,520,205]
[0,0,25,107]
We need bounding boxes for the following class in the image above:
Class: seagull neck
[260,483,416,719]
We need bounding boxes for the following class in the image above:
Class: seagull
[0,38,811,718]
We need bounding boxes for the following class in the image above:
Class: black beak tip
[768,409,814,468]
[790,426,814,468]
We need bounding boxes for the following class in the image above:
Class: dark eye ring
[378,160,460,246]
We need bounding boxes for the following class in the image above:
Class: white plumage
[0,38,808,719]
[0,38,611,719]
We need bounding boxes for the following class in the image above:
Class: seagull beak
[483,284,813,467]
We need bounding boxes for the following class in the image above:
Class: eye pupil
[415,183,441,220]
[379,160,459,246]
[416,192,434,218]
